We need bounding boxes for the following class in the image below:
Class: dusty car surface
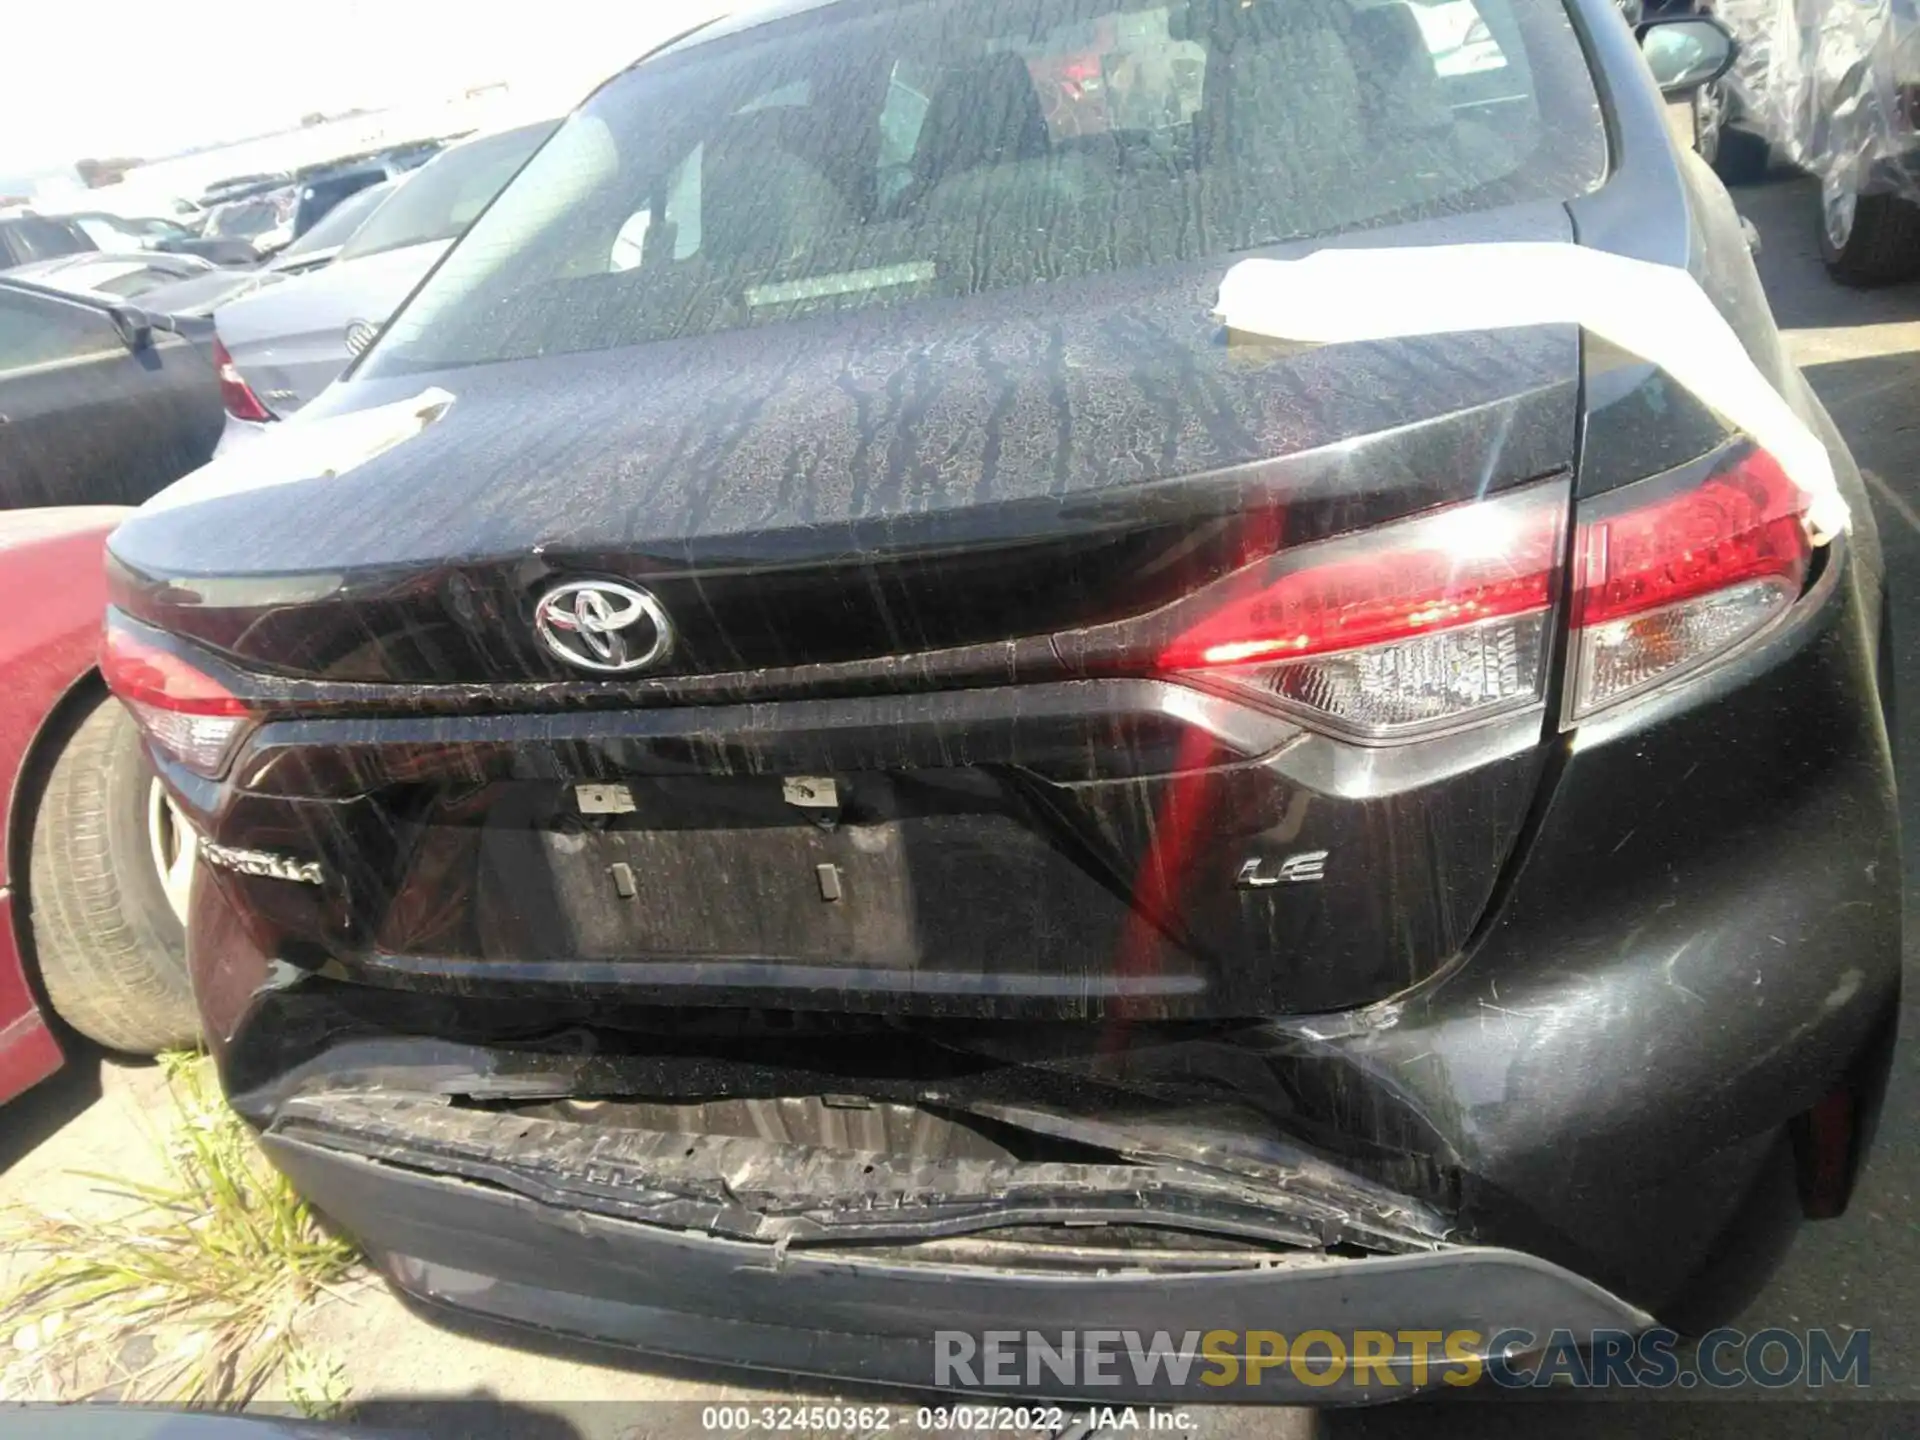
[105,0,1898,1402]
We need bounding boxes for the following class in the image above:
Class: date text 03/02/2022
[701,1406,1152,1431]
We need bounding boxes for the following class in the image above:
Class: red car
[0,508,197,1103]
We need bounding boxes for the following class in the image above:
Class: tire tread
[1825,193,1920,287]
[27,699,196,1054]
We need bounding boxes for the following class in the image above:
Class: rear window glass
[0,290,116,371]
[365,0,1605,377]
[1,216,91,264]
[297,172,384,228]
[336,124,556,264]
[207,197,287,239]
[74,217,133,249]
[88,267,166,298]
[277,180,396,260]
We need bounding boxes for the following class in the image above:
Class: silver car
[1,251,214,300]
[211,121,559,450]
[263,177,403,277]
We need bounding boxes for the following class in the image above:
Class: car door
[0,286,223,508]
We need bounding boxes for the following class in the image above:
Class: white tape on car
[1215,244,1849,544]
[142,387,456,513]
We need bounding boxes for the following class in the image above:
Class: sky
[2,0,729,186]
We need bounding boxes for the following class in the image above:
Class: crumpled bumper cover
[262,1115,1651,1403]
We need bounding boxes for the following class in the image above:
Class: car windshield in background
[334,123,557,264]
[298,170,387,230]
[206,194,290,239]
[71,216,141,249]
[364,0,1605,378]
[0,215,90,265]
[275,178,398,260]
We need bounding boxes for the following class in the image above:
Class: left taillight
[212,336,274,424]
[102,619,252,777]
[1158,480,1567,739]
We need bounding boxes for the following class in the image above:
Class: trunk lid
[110,207,1583,1024]
[113,207,1579,686]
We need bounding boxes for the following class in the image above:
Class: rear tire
[1819,180,1920,286]
[27,695,199,1054]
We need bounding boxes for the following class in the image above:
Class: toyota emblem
[534,580,674,674]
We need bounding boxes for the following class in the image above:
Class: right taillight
[1567,444,1813,720]
[102,617,252,777]
[212,335,274,424]
[1151,441,1816,741]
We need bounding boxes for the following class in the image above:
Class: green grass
[1,1050,359,1409]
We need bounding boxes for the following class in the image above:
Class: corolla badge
[343,320,379,356]
[534,580,674,673]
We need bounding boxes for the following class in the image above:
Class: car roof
[649,0,838,60]
[440,118,557,152]
[7,252,124,274]
[0,212,81,228]
[302,163,392,184]
[202,177,292,203]
[209,187,294,211]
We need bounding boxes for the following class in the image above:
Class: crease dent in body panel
[1214,244,1849,544]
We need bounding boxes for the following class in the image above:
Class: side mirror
[1638,15,1739,98]
[107,305,154,352]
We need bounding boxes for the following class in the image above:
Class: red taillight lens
[102,620,251,776]
[1158,480,1567,738]
[1567,445,1812,719]
[1572,446,1809,628]
[212,336,274,424]
[1151,444,1816,741]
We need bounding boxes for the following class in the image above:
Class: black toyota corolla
[101,0,1898,1402]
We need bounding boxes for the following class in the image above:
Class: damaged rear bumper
[187,529,1901,1399]
[257,1084,1651,1403]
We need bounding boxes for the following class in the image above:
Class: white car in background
[210,121,559,452]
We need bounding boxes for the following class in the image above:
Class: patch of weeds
[282,1341,353,1419]
[0,1050,358,1405]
